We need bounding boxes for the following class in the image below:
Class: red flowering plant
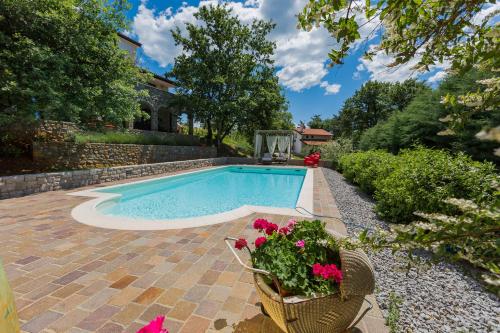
[233,219,344,297]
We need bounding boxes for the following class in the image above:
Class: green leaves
[168,4,286,147]
[298,0,499,151]
[252,220,342,296]
[0,0,146,129]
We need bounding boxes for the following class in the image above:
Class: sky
[122,0,498,125]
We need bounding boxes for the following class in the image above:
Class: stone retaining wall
[34,120,81,142]
[33,142,217,169]
[0,158,226,199]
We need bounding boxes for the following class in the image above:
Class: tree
[0,0,148,129]
[359,70,500,162]
[168,5,287,148]
[308,114,326,129]
[298,0,499,150]
[330,79,428,143]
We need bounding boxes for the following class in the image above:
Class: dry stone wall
[0,158,226,199]
[33,142,217,169]
[34,121,80,142]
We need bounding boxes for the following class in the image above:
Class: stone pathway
[0,167,388,333]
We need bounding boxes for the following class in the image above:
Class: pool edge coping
[68,165,314,230]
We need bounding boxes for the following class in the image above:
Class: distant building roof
[302,140,330,146]
[153,73,176,86]
[297,128,332,136]
[118,32,142,47]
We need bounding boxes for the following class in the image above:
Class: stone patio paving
[0,167,388,333]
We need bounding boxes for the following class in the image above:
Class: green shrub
[74,131,196,146]
[317,137,353,169]
[339,150,399,194]
[374,147,498,223]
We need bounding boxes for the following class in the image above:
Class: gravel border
[322,168,500,333]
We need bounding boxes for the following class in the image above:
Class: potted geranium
[226,219,375,333]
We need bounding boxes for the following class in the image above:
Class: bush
[74,131,196,146]
[339,150,399,194]
[361,192,500,292]
[317,137,353,169]
[373,147,498,223]
[339,147,498,223]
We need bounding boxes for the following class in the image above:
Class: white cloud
[354,45,450,83]
[427,71,447,84]
[132,0,380,92]
[472,3,500,25]
[320,81,341,95]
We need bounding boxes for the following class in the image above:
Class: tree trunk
[206,119,213,146]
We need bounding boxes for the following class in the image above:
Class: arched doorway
[134,103,152,130]
[158,107,177,132]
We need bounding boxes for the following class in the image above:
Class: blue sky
[123,0,453,125]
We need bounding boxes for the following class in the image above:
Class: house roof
[153,73,176,86]
[118,32,142,47]
[298,128,332,136]
[302,140,330,146]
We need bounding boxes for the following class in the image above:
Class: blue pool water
[96,166,306,219]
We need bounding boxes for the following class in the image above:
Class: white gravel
[322,168,500,333]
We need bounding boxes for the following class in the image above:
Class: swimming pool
[70,165,313,230]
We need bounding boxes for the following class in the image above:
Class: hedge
[339,147,498,223]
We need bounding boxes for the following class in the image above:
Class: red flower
[265,223,278,235]
[255,236,267,248]
[253,219,269,230]
[311,263,343,283]
[234,238,247,250]
[278,226,290,235]
[312,263,323,277]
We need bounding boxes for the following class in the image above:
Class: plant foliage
[339,147,498,223]
[298,0,499,149]
[237,219,344,297]
[329,80,428,144]
[0,0,148,128]
[168,5,288,148]
[359,70,500,163]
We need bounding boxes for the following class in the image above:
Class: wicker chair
[225,236,375,333]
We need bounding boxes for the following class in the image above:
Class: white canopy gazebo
[254,130,294,162]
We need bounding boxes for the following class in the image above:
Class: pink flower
[234,238,247,250]
[286,219,297,230]
[137,316,169,333]
[278,226,290,235]
[295,240,305,248]
[255,236,267,248]
[253,219,269,230]
[265,223,278,235]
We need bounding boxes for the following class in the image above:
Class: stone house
[292,125,333,154]
[117,33,194,135]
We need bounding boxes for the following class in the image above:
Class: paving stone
[22,310,63,333]
[168,300,197,321]
[110,275,138,289]
[52,271,87,285]
[95,322,124,333]
[111,303,146,326]
[133,287,164,305]
[76,305,120,331]
[139,303,171,323]
[179,315,211,333]
[51,283,84,299]
[47,308,90,333]
[156,288,186,306]
[183,285,210,302]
